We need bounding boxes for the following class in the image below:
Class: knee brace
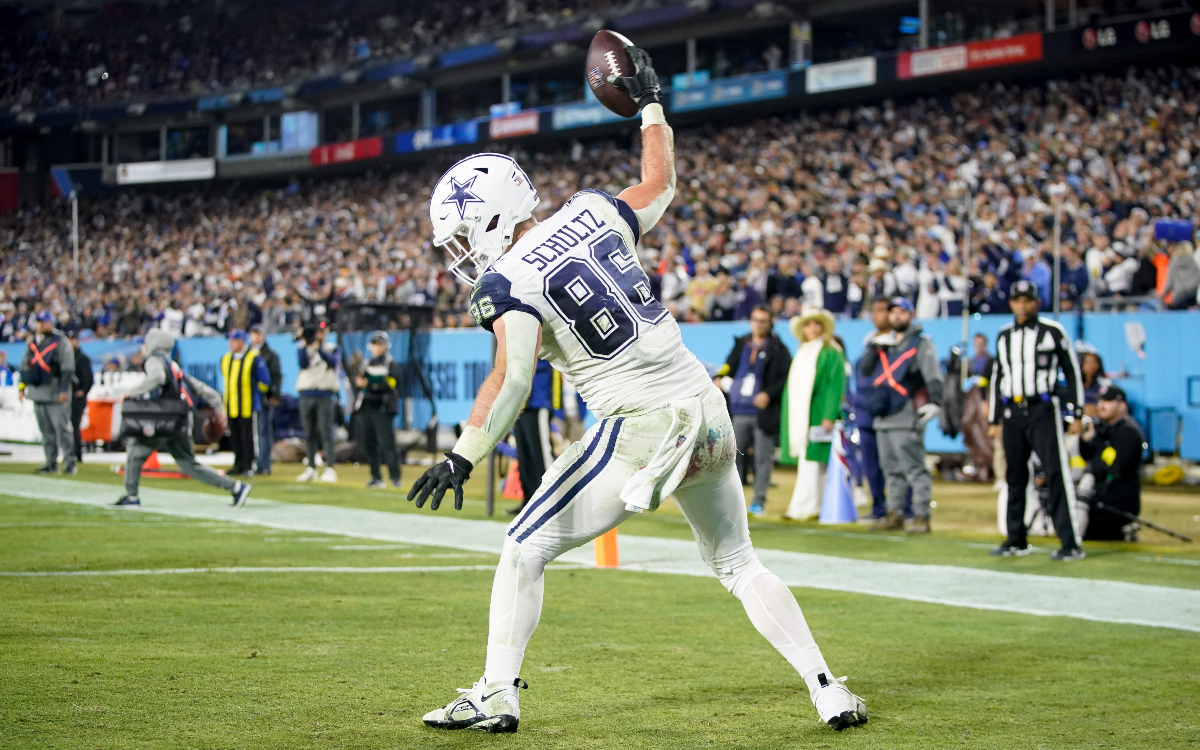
[710,543,770,601]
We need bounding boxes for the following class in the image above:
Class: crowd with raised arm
[3,67,1200,343]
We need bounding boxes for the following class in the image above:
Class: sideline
[0,565,503,577]
[5,476,1199,633]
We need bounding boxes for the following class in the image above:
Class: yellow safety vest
[220,349,265,419]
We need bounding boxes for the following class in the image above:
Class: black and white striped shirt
[988,317,1083,424]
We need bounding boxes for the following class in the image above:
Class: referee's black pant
[513,407,551,511]
[1001,399,1080,550]
[228,415,256,475]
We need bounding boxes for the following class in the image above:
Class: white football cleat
[318,467,338,483]
[812,673,868,731]
[423,678,527,733]
[296,467,316,482]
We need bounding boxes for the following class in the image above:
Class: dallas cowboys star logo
[441,175,485,220]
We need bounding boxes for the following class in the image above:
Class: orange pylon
[595,528,619,568]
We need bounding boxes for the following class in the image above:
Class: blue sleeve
[575,189,641,244]
[318,348,338,368]
[471,270,542,333]
[297,346,310,368]
[254,357,270,389]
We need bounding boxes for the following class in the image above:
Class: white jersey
[469,190,711,418]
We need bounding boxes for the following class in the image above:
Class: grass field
[2,460,1198,749]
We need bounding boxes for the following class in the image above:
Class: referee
[987,280,1086,561]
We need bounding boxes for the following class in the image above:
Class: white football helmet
[430,153,540,286]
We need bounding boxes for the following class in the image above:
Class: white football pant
[484,385,835,699]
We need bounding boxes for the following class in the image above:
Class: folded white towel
[619,397,703,513]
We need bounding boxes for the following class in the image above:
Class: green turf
[1,485,1199,749]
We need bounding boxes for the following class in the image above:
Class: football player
[410,44,867,734]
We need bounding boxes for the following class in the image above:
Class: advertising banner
[550,101,626,130]
[488,110,540,139]
[309,136,384,167]
[393,122,480,153]
[1074,11,1200,52]
[116,158,216,184]
[438,43,501,68]
[671,70,788,113]
[805,57,877,94]
[897,32,1043,79]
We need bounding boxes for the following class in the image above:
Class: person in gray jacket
[19,311,76,474]
[856,298,944,534]
[113,329,251,508]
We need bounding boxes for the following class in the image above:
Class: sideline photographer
[295,318,339,483]
[113,330,250,508]
[1077,386,1146,541]
[355,331,403,489]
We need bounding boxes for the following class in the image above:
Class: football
[585,30,639,118]
[202,412,226,444]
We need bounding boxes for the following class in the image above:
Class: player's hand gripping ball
[408,451,473,511]
[585,30,661,117]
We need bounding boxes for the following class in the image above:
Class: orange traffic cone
[502,461,524,500]
[594,528,619,568]
[143,451,162,470]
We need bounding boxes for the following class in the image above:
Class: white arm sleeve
[631,171,676,234]
[450,310,541,467]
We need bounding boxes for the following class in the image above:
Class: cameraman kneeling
[1077,386,1145,541]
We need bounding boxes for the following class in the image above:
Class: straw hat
[790,307,836,341]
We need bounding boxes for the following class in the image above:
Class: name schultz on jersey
[517,207,608,272]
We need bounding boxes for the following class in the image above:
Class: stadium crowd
[1,0,666,111]
[2,67,1200,342]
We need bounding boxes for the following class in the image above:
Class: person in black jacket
[714,305,792,516]
[67,329,93,463]
[355,331,404,489]
[1078,386,1146,541]
[249,324,282,475]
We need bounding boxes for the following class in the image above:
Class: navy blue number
[545,259,638,359]
[589,231,668,325]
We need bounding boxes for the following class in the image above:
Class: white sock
[740,572,831,700]
[483,540,545,685]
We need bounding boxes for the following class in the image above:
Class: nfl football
[585,30,639,118]
[202,412,226,444]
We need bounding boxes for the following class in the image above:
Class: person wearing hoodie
[19,311,76,474]
[295,318,340,482]
[112,329,250,508]
[857,298,944,534]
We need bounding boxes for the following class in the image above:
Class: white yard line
[4,476,1200,633]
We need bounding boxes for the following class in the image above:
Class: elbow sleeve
[631,172,675,233]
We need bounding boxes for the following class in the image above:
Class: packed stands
[0,0,658,111]
[2,66,1199,341]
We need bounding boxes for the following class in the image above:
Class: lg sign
[1081,12,1198,51]
[1135,19,1171,43]
[1081,27,1116,49]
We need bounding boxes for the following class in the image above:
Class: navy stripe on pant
[515,418,623,544]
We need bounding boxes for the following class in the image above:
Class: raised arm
[407,310,542,511]
[611,46,675,233]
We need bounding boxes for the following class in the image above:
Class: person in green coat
[782,308,846,520]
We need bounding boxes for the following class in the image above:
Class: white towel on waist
[619,397,703,513]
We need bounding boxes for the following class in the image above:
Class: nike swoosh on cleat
[479,690,505,702]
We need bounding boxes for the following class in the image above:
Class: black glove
[407,451,473,511]
[607,45,662,110]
